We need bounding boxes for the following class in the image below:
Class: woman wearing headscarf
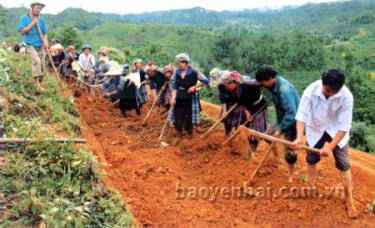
[144,64,171,108]
[218,70,268,151]
[158,64,175,110]
[170,53,209,137]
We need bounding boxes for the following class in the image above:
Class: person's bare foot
[347,198,358,219]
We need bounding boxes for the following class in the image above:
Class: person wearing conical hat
[103,63,122,101]
[50,43,65,68]
[18,0,48,93]
[106,65,142,117]
[92,56,110,84]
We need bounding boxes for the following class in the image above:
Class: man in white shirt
[293,69,357,218]
[79,44,95,77]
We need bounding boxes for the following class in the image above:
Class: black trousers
[174,102,192,135]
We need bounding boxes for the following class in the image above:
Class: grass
[0,49,133,227]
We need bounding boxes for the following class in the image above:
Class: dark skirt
[119,98,138,111]
[169,91,201,124]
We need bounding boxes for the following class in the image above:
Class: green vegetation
[0,50,132,227]
[0,1,374,153]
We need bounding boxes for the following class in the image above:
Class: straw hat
[31,0,45,7]
[105,67,122,76]
[51,43,64,51]
[105,62,123,76]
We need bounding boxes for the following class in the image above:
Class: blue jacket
[271,76,300,132]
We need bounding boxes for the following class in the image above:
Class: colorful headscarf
[220,70,243,84]
[175,53,190,63]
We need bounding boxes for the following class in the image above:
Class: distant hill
[4,0,375,38]
[118,0,375,39]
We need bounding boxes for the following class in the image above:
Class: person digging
[293,69,358,218]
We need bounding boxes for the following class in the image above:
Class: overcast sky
[0,0,341,14]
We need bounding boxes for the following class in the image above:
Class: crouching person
[144,64,171,110]
[103,65,121,102]
[293,69,357,218]
[218,70,268,152]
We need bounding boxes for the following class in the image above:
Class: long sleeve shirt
[79,53,96,69]
[270,76,300,133]
[295,80,353,148]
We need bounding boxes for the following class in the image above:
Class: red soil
[74,89,375,227]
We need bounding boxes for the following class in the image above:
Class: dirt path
[74,90,375,227]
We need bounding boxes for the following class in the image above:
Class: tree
[350,122,375,152]
[0,4,8,38]
[56,24,83,49]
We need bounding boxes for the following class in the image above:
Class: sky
[0,0,342,14]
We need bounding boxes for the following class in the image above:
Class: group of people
[103,53,209,137]
[17,0,357,218]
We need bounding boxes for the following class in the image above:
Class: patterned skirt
[169,91,201,124]
[138,85,148,104]
[224,104,268,133]
[156,87,172,107]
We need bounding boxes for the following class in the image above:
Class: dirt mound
[74,89,375,227]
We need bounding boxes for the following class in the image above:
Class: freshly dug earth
[74,89,375,227]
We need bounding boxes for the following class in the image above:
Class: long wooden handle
[200,103,238,138]
[142,89,164,124]
[111,99,120,107]
[156,106,174,147]
[36,23,60,78]
[247,129,321,154]
[249,142,276,182]
[0,138,86,144]
[223,100,270,145]
[70,73,105,94]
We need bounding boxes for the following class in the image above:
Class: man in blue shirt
[18,1,48,93]
[256,65,300,182]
